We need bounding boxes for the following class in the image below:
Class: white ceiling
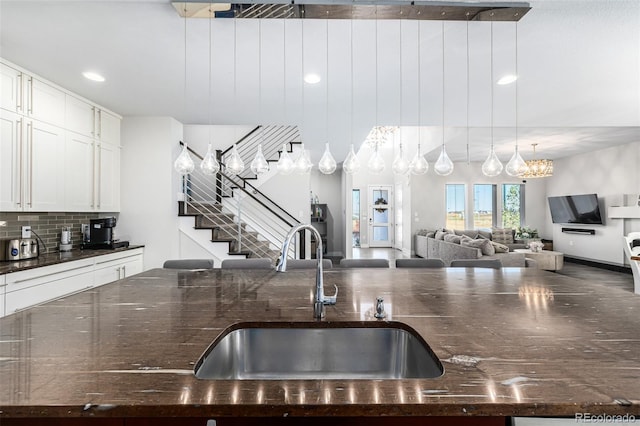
[1,0,638,163]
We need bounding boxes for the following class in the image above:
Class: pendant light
[174,5,194,175]
[201,5,220,176]
[434,21,454,177]
[482,19,503,177]
[319,143,337,174]
[392,20,409,176]
[319,18,337,175]
[250,19,269,176]
[367,13,385,174]
[409,21,428,176]
[505,22,527,177]
[294,143,313,174]
[250,144,269,175]
[226,144,245,175]
[277,143,295,174]
[175,143,195,175]
[344,17,360,175]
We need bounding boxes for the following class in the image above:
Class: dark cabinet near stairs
[310,204,328,258]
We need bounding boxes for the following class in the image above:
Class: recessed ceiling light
[83,71,105,82]
[304,73,321,84]
[497,74,517,85]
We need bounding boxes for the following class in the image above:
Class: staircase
[177,126,305,264]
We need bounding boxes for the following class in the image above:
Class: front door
[369,185,392,248]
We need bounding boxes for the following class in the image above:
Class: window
[445,184,465,229]
[352,189,360,247]
[502,184,525,229]
[473,184,496,229]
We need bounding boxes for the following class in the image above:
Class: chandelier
[520,143,553,178]
[364,126,398,148]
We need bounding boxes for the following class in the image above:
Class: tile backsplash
[0,212,116,253]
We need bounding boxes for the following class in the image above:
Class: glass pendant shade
[409,147,429,175]
[200,143,220,175]
[226,144,245,175]
[343,144,361,175]
[318,143,337,174]
[277,144,295,175]
[505,145,527,177]
[433,145,454,176]
[174,143,195,175]
[392,146,409,175]
[250,144,269,175]
[295,149,313,174]
[482,145,503,177]
[367,146,385,174]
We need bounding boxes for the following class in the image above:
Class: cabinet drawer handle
[16,73,23,111]
[28,77,33,114]
[12,264,93,283]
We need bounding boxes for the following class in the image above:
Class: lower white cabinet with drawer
[93,249,144,287]
[1,247,144,317]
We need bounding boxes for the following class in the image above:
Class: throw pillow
[444,234,462,244]
[426,231,436,238]
[461,238,495,256]
[491,241,509,253]
[435,230,449,240]
[491,228,514,245]
[477,230,492,241]
[454,229,479,239]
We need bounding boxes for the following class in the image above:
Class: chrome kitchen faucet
[276,224,337,319]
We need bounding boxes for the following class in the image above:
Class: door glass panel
[373,208,389,223]
[352,189,360,247]
[373,190,389,205]
[373,226,389,241]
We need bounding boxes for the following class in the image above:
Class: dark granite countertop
[0,267,638,420]
[0,245,145,275]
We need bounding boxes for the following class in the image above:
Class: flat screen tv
[547,193,604,225]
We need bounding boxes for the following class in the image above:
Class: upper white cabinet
[1,58,121,212]
[1,63,65,127]
[0,111,65,211]
[0,63,23,113]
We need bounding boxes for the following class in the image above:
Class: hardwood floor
[556,260,635,293]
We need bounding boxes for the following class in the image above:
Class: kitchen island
[0,267,638,425]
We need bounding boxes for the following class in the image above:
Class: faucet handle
[322,284,338,305]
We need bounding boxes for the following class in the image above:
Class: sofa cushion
[444,234,462,244]
[461,237,495,255]
[477,230,492,240]
[492,228,514,245]
[491,241,510,253]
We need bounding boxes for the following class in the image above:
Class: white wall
[409,160,546,235]
[183,125,256,156]
[546,141,640,266]
[119,116,183,269]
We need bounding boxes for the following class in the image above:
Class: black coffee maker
[83,217,128,249]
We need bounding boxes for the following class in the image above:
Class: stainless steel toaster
[0,238,39,261]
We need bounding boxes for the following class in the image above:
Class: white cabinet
[5,259,95,314]
[28,119,66,211]
[64,94,121,212]
[1,59,121,213]
[65,131,95,211]
[0,111,65,211]
[26,77,66,127]
[0,63,23,114]
[94,249,144,287]
[1,248,144,317]
[0,274,5,318]
[0,110,22,210]
[0,63,65,127]
[96,141,120,211]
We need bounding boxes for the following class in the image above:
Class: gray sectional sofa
[414,229,533,267]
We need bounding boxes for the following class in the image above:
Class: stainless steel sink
[194,322,444,380]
